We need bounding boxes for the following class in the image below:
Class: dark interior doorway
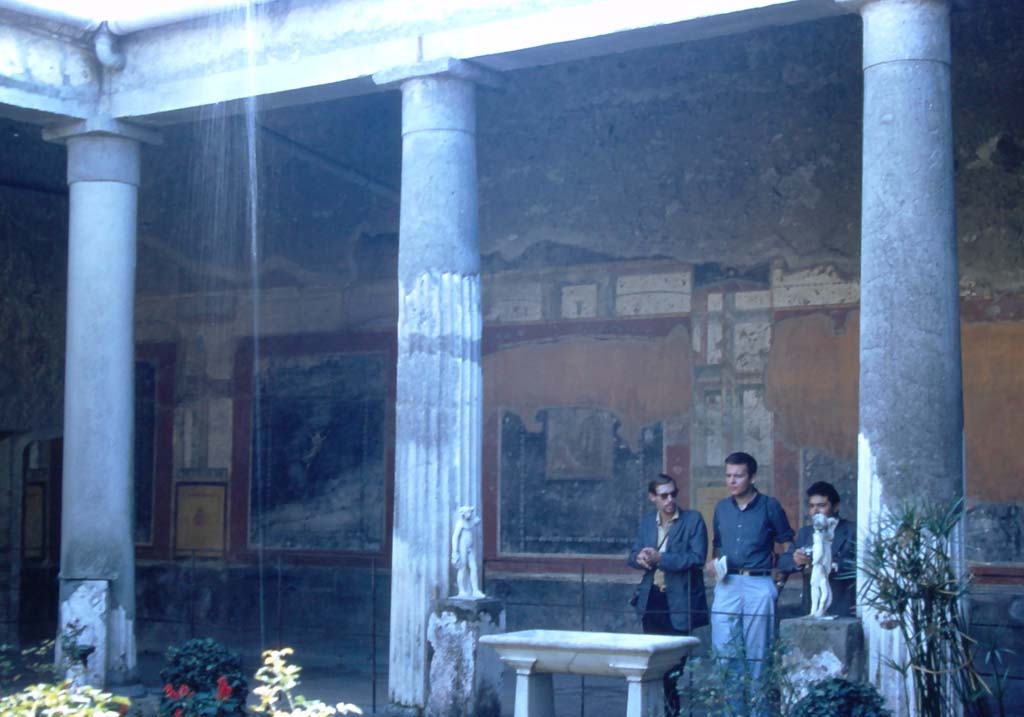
[18,438,61,645]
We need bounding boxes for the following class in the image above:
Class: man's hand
[793,548,811,568]
[637,547,657,569]
[704,560,717,581]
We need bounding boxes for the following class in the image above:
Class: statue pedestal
[58,579,110,687]
[780,616,864,703]
[426,598,505,717]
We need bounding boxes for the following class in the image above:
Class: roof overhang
[0,0,851,126]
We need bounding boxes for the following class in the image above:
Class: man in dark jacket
[628,473,709,716]
[777,480,856,617]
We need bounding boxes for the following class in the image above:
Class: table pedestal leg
[511,665,554,717]
[623,673,664,717]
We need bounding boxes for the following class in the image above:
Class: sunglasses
[656,490,678,499]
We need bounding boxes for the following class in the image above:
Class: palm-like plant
[858,498,987,717]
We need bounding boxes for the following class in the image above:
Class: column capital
[834,0,951,10]
[42,115,162,146]
[43,117,160,186]
[838,0,951,69]
[372,57,503,90]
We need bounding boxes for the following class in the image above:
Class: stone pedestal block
[780,616,864,703]
[58,580,110,687]
[426,598,505,717]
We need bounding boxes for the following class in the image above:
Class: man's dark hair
[724,451,757,476]
[806,481,840,505]
[648,473,677,494]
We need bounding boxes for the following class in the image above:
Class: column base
[57,578,137,688]
[58,579,110,687]
[387,705,422,717]
[426,598,505,717]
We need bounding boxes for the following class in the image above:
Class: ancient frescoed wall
[484,317,690,557]
[0,118,69,643]
[0,119,68,434]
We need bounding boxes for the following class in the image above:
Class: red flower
[118,705,130,715]
[216,676,232,701]
[173,710,182,717]
[164,684,193,700]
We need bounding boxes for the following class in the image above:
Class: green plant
[61,619,95,671]
[158,638,247,717]
[22,639,61,681]
[1,642,18,685]
[0,680,130,716]
[790,677,891,717]
[252,648,361,717]
[682,623,796,716]
[980,644,1014,717]
[859,498,987,717]
[1,639,61,688]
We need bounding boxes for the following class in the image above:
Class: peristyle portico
[0,0,970,711]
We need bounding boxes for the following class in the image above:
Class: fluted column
[841,0,962,712]
[373,59,499,715]
[43,118,159,687]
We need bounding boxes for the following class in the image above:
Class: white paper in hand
[713,556,728,581]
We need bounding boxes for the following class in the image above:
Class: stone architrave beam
[43,116,160,688]
[842,0,963,712]
[0,14,97,121]
[75,0,844,123]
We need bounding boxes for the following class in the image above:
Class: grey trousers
[710,574,777,681]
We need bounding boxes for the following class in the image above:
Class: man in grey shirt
[706,452,794,701]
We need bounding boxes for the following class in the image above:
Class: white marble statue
[451,505,485,599]
[809,512,839,618]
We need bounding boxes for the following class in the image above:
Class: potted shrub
[790,677,891,717]
[158,638,247,717]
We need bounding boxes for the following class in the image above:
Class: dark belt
[737,569,773,576]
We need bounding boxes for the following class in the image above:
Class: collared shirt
[713,489,794,572]
[652,510,679,589]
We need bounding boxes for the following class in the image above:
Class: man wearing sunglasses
[628,473,709,716]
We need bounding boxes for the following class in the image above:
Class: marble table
[480,629,699,717]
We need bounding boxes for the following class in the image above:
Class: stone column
[841,0,962,711]
[372,59,500,715]
[43,118,159,688]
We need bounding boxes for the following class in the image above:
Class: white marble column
[43,118,159,688]
[373,59,500,715]
[841,0,962,712]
